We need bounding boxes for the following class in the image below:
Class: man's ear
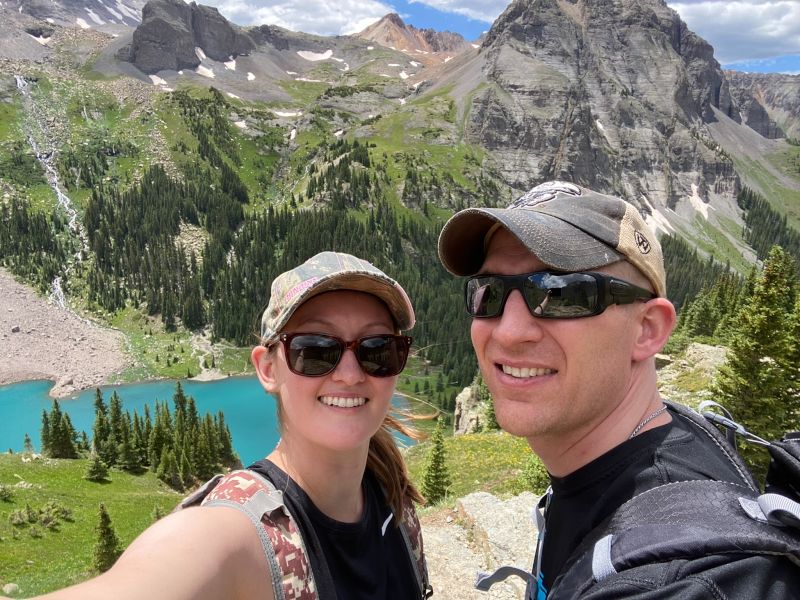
[252,345,280,394]
[631,298,677,362]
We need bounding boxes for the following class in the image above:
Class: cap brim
[438,207,623,275]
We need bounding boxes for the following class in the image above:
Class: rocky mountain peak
[462,0,745,213]
[384,13,406,28]
[355,12,470,55]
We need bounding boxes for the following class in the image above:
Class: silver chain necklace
[629,404,667,439]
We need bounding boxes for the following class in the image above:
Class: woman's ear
[631,298,677,362]
[252,345,280,394]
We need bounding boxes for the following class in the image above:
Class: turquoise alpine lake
[0,377,412,466]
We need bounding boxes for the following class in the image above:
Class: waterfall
[15,75,87,310]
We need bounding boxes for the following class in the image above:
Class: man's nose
[492,290,545,343]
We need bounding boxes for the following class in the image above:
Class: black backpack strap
[550,480,800,598]
[767,433,800,502]
[665,400,759,490]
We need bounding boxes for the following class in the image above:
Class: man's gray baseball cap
[260,251,415,345]
[438,181,666,297]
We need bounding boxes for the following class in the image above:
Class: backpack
[176,467,433,600]
[474,400,800,599]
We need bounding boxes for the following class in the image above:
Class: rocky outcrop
[127,0,254,73]
[454,384,482,434]
[725,71,800,140]
[423,491,538,599]
[462,0,742,210]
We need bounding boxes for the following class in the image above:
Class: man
[437,181,799,598]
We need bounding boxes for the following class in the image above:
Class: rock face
[454,384,483,434]
[725,71,800,140]
[6,0,145,29]
[423,491,538,599]
[460,0,743,211]
[129,0,255,73]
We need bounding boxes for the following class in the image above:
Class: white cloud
[211,0,391,35]
[670,1,800,63]
[409,0,506,23]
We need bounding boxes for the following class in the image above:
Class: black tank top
[250,459,419,600]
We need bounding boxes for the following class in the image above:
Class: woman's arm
[28,506,274,600]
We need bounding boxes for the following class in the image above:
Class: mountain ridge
[1,0,799,380]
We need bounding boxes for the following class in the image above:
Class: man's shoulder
[651,402,754,487]
[577,553,800,599]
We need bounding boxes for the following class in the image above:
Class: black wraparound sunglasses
[465,271,656,319]
[276,332,412,377]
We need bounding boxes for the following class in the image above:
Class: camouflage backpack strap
[200,470,319,600]
[398,495,434,599]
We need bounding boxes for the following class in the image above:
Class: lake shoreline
[0,268,130,398]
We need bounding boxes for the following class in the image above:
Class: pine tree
[93,504,121,573]
[85,455,109,482]
[178,448,194,490]
[40,410,51,456]
[421,417,451,504]
[45,401,78,459]
[712,246,798,477]
[92,388,112,463]
[117,423,139,473]
[156,447,182,490]
[215,412,238,467]
[784,294,800,427]
[476,375,499,432]
[23,433,34,454]
[193,425,216,481]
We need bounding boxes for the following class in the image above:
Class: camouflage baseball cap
[438,181,666,297]
[260,251,415,345]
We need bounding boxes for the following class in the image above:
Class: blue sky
[206,0,800,74]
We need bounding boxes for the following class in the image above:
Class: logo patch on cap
[508,181,582,210]
[634,230,651,255]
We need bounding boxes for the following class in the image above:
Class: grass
[690,215,751,274]
[0,454,180,596]
[405,431,534,504]
[279,80,329,105]
[108,307,215,383]
[732,152,800,230]
[0,101,23,141]
[0,428,533,593]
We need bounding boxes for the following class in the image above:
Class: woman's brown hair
[367,413,424,516]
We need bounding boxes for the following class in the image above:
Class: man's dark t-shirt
[540,409,752,593]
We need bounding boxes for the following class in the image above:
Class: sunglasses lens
[287,334,342,376]
[526,273,599,318]
[357,335,409,377]
[283,334,410,377]
[466,277,506,317]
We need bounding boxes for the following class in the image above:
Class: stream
[14,74,86,309]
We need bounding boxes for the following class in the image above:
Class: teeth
[501,365,554,379]
[319,396,367,408]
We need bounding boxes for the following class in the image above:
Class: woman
[32,251,430,600]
